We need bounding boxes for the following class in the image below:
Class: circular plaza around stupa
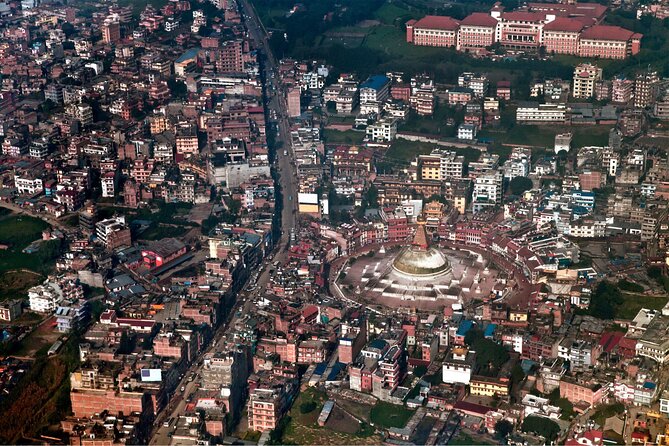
[335,222,501,310]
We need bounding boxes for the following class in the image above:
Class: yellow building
[469,376,510,397]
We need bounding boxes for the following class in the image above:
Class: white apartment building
[572,63,603,99]
[29,282,64,313]
[366,117,397,142]
[101,172,115,198]
[516,103,567,123]
[458,72,489,97]
[472,170,503,213]
[457,123,477,140]
[569,218,606,238]
[95,216,127,246]
[14,175,43,195]
[359,75,390,104]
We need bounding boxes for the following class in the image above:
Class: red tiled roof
[526,3,606,20]
[413,15,460,31]
[543,17,585,32]
[454,401,492,416]
[580,25,637,41]
[502,11,546,22]
[460,12,498,27]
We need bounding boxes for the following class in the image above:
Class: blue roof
[176,48,199,63]
[643,381,656,389]
[360,75,389,91]
[369,338,388,350]
[314,362,327,375]
[327,362,345,381]
[456,320,474,337]
[484,324,497,338]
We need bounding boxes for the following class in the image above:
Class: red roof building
[407,16,459,47]
[579,25,642,59]
[458,13,498,50]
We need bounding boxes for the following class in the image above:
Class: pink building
[578,25,642,59]
[543,18,584,55]
[559,377,606,408]
[406,16,459,47]
[287,87,301,118]
[457,13,497,50]
[497,11,545,50]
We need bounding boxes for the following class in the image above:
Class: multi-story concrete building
[96,216,132,250]
[634,70,659,108]
[572,63,602,99]
[611,77,634,104]
[516,102,567,123]
[407,6,641,59]
[29,282,64,313]
[542,18,583,55]
[472,170,503,213]
[578,25,642,60]
[247,380,296,432]
[406,16,459,47]
[416,149,465,181]
[457,13,497,50]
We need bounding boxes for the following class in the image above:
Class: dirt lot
[14,316,61,357]
[188,203,213,224]
[326,405,360,434]
[0,270,43,301]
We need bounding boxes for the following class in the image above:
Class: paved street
[149,1,299,443]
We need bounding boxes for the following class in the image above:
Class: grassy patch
[373,2,416,25]
[384,139,481,166]
[138,223,190,241]
[280,388,381,444]
[398,105,460,137]
[591,403,625,427]
[0,215,53,275]
[0,270,43,301]
[617,293,668,320]
[323,129,366,145]
[479,125,614,149]
[385,139,434,163]
[369,401,414,429]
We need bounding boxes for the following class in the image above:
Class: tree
[413,365,428,377]
[585,281,623,320]
[495,419,513,440]
[465,328,510,375]
[510,364,525,386]
[521,416,560,441]
[509,176,533,196]
[38,238,63,262]
[168,78,188,99]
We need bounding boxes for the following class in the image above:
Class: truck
[283,150,288,156]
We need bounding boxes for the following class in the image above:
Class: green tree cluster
[465,328,510,376]
[585,281,623,320]
[521,416,561,441]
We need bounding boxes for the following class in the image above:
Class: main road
[149,1,299,443]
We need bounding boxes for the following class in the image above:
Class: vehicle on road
[283,150,288,156]
[180,386,185,392]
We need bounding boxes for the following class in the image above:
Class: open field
[280,389,382,444]
[369,401,414,429]
[14,316,60,357]
[138,223,190,241]
[617,293,668,320]
[0,215,51,275]
[479,125,615,149]
[0,270,43,301]
[323,129,366,145]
